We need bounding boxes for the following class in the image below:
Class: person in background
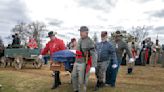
[12,33,21,48]
[106,31,134,87]
[128,41,137,74]
[141,40,147,66]
[150,39,161,67]
[67,38,77,73]
[146,38,153,64]
[161,44,164,68]
[68,38,77,50]
[27,36,38,49]
[94,31,117,91]
[39,31,66,89]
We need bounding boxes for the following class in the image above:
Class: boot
[56,71,61,85]
[51,71,59,89]
[99,82,105,88]
[127,68,133,74]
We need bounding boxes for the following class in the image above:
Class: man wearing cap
[72,26,97,92]
[106,31,134,87]
[94,31,117,91]
[39,31,66,89]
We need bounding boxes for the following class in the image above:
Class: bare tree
[10,21,47,48]
[28,21,47,48]
[130,26,150,44]
[92,32,98,43]
[11,22,29,45]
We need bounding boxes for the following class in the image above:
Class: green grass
[0,65,164,92]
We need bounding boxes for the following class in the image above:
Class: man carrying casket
[39,31,66,89]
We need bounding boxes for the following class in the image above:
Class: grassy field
[0,65,164,92]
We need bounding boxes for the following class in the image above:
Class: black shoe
[128,68,133,74]
[99,82,105,88]
[56,71,61,86]
[74,91,78,92]
[58,82,61,85]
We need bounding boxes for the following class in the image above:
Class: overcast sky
[1,0,164,45]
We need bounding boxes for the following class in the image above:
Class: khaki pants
[72,62,90,92]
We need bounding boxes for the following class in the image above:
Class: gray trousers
[72,62,89,92]
[95,61,109,83]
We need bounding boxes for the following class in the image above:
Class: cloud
[148,26,164,43]
[154,26,164,34]
[145,9,164,18]
[0,0,30,24]
[96,15,108,22]
[134,0,153,3]
[151,9,164,18]
[75,0,118,12]
[0,0,30,41]
[46,18,64,27]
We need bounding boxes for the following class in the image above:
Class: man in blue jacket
[94,31,118,91]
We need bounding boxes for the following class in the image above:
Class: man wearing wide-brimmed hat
[106,30,134,87]
[40,31,66,89]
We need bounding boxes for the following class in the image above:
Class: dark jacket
[96,41,117,64]
[12,37,21,45]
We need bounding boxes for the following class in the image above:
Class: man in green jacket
[72,26,97,92]
[106,31,134,87]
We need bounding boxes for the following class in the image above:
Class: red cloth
[86,56,92,74]
[145,48,149,62]
[75,50,92,74]
[75,50,83,58]
[27,38,38,49]
[131,49,136,58]
[41,38,66,56]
